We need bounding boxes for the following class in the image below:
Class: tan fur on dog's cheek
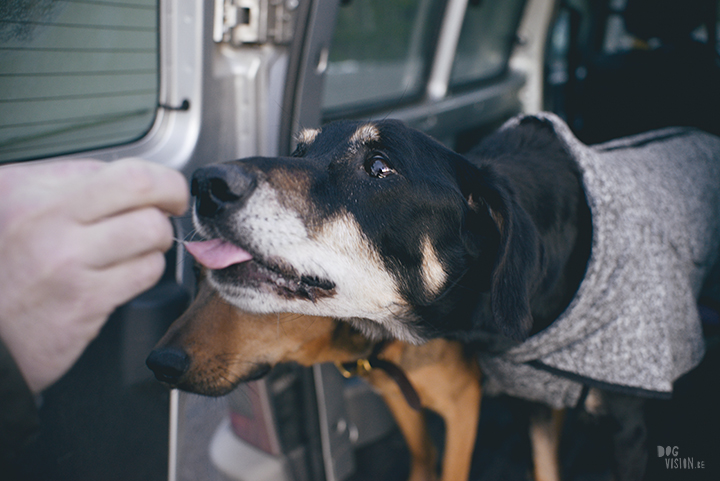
[421,237,447,297]
[267,169,313,215]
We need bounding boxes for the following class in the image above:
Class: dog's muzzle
[191,163,257,218]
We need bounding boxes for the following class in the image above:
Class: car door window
[322,0,445,117]
[0,0,159,163]
[449,0,525,89]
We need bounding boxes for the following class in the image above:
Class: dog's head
[146,276,374,396]
[183,119,540,346]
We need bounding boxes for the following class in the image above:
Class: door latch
[213,0,298,45]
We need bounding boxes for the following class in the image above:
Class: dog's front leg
[439,380,481,481]
[374,340,481,481]
[529,406,564,481]
[409,346,481,481]
[365,368,438,481]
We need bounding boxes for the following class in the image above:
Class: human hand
[0,158,189,393]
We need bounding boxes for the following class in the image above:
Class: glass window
[449,0,525,88]
[0,0,159,163]
[322,0,445,116]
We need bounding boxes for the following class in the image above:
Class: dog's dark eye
[365,153,395,178]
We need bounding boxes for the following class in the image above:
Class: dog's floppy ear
[453,155,541,342]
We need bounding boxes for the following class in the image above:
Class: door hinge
[213,0,299,46]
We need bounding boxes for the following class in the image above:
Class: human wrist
[0,335,41,454]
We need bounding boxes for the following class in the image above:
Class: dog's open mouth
[185,239,336,302]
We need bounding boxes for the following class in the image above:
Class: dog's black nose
[191,164,256,217]
[146,347,190,385]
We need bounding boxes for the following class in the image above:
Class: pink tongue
[184,239,253,270]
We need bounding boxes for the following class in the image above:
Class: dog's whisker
[216,372,238,387]
[183,229,203,242]
[213,354,259,364]
[279,313,307,324]
[171,228,202,249]
[246,380,263,396]
[301,316,319,335]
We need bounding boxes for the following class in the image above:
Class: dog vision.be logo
[657,446,706,470]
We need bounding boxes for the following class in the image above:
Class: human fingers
[0,243,168,393]
[0,158,104,182]
[82,207,176,269]
[68,159,189,223]
[90,249,168,311]
[0,159,104,220]
[0,248,166,394]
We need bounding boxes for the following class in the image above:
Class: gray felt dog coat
[479,113,720,409]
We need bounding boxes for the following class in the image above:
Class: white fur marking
[422,237,447,297]
[296,128,321,145]
[350,124,380,145]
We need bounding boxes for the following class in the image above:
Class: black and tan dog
[148,113,720,481]
[150,281,482,481]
